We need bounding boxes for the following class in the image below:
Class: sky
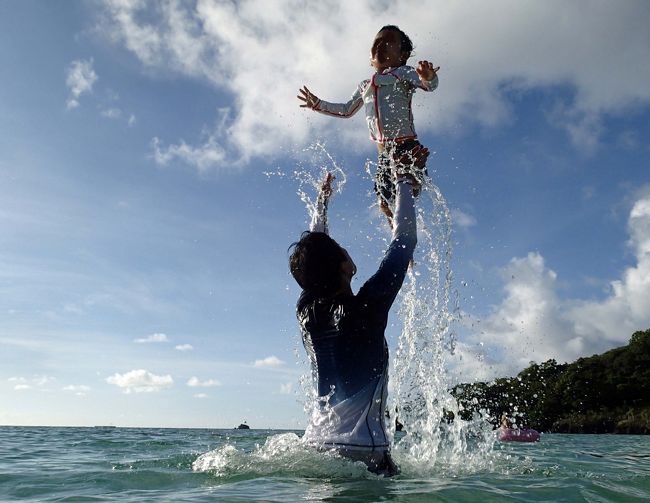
[1,0,649,429]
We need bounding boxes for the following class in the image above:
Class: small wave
[192,433,373,479]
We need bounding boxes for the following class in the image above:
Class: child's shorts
[374,139,428,207]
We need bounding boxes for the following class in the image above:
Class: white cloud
[567,191,650,342]
[106,369,173,393]
[96,87,136,124]
[582,186,596,201]
[99,0,650,170]
[193,393,208,399]
[186,376,220,387]
[547,102,604,154]
[617,130,640,150]
[63,385,91,396]
[33,375,56,386]
[150,108,230,172]
[133,332,169,343]
[476,252,575,371]
[66,59,98,109]
[63,303,84,315]
[175,344,193,351]
[9,375,56,391]
[446,341,496,384]
[451,208,477,228]
[152,135,225,173]
[453,190,650,381]
[101,107,122,119]
[279,382,293,394]
[253,355,285,368]
[449,251,580,382]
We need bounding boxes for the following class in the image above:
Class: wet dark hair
[289,231,347,297]
[379,25,414,60]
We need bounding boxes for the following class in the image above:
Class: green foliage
[450,329,650,433]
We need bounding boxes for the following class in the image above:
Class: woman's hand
[320,172,335,199]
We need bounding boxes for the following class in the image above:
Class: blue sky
[1,0,649,428]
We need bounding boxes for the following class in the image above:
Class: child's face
[371,30,405,70]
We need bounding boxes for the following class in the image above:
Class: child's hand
[297,86,320,110]
[416,61,439,82]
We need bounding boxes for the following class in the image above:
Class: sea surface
[0,426,649,502]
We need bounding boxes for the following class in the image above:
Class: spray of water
[388,176,496,476]
[192,433,371,478]
[282,142,348,427]
[265,141,347,219]
[213,142,499,478]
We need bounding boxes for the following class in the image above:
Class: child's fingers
[300,88,316,100]
[417,60,439,69]
[298,86,318,108]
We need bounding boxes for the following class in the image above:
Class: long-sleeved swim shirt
[297,180,417,456]
[313,65,438,144]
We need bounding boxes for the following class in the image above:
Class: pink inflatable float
[497,427,540,442]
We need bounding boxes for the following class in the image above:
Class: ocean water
[1,426,648,502]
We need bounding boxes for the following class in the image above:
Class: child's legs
[394,139,428,175]
[392,139,428,197]
[375,139,429,200]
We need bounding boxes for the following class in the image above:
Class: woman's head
[289,231,355,297]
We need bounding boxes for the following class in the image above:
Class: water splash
[294,142,347,222]
[192,433,371,478]
[389,177,496,475]
[265,142,347,223]
[274,143,496,475]
[265,143,350,438]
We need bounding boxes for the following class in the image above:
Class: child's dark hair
[379,25,414,59]
[289,231,347,297]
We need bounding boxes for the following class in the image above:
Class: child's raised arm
[297,86,320,109]
[416,61,440,87]
[385,62,440,92]
[297,83,364,118]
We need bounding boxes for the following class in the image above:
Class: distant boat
[236,423,250,430]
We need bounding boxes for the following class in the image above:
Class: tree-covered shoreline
[451,329,650,434]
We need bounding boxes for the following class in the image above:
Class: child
[298,25,439,224]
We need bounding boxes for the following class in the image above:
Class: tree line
[450,329,650,434]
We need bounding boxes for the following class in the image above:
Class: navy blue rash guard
[296,180,417,473]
